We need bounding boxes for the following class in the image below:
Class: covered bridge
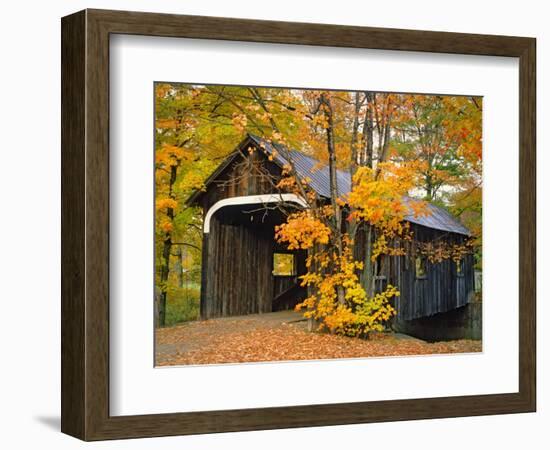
[188,134,477,340]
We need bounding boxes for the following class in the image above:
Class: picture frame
[61,8,536,441]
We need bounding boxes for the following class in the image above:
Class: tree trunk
[158,164,178,327]
[375,105,393,177]
[359,93,392,297]
[174,246,184,288]
[158,237,171,327]
[320,94,346,305]
[363,92,375,168]
[348,92,364,241]
[362,224,375,297]
[350,92,362,178]
[425,172,434,200]
[154,285,161,328]
[355,93,377,296]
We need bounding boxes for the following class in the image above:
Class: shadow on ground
[34,415,60,431]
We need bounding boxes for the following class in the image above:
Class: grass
[164,285,200,326]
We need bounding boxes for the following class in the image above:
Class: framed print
[61,9,536,441]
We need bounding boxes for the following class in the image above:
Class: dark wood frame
[61,8,536,441]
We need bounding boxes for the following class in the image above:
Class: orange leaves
[409,199,429,219]
[159,220,174,233]
[155,84,171,99]
[417,239,474,264]
[155,313,481,366]
[231,113,248,133]
[156,118,178,129]
[275,211,330,250]
[156,198,178,211]
[440,96,482,170]
[155,144,193,167]
[275,175,298,193]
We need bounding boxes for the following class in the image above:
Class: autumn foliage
[154,83,482,336]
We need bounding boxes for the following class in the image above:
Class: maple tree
[154,84,246,325]
[271,91,431,336]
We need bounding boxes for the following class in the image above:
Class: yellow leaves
[275,212,331,250]
[293,241,399,338]
[277,207,401,337]
[311,114,329,130]
[272,131,283,142]
[323,305,356,333]
[348,162,431,260]
[349,166,407,230]
[297,278,399,337]
[179,171,205,193]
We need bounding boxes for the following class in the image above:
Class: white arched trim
[203,194,308,234]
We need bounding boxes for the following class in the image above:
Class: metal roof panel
[249,134,470,236]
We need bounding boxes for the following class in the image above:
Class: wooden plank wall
[201,149,281,212]
[354,223,475,321]
[201,214,274,319]
[199,148,311,318]
[391,225,475,321]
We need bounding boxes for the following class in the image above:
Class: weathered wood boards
[201,212,274,318]
[391,225,474,321]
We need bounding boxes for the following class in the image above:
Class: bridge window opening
[415,256,427,279]
[273,253,296,277]
[456,258,464,277]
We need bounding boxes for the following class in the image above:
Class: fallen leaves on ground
[156,317,481,366]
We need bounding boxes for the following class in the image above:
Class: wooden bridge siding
[201,214,274,319]
[198,149,285,319]
[392,225,475,321]
[199,149,301,319]
[201,150,282,213]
